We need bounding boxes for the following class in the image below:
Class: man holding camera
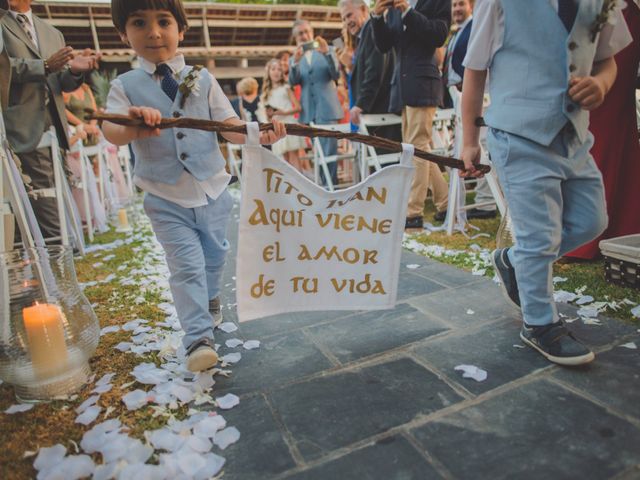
[371,0,451,229]
[289,19,343,186]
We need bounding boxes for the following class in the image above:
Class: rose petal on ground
[92,383,112,394]
[75,395,99,414]
[620,342,637,350]
[466,309,474,315]
[193,415,227,438]
[454,364,488,382]
[213,427,240,450]
[177,452,207,476]
[148,429,184,452]
[576,295,594,305]
[631,305,640,318]
[42,454,95,480]
[243,340,260,350]
[218,322,238,333]
[4,403,34,414]
[406,264,420,269]
[195,453,226,479]
[221,352,241,364]
[216,393,240,410]
[122,389,149,410]
[75,405,101,425]
[225,338,243,348]
[34,444,66,471]
[100,325,120,336]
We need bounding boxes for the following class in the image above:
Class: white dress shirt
[106,54,238,208]
[464,0,633,71]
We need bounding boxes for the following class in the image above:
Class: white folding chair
[226,142,243,182]
[445,87,506,235]
[84,143,108,211]
[69,141,96,242]
[34,128,85,254]
[431,108,455,156]
[309,122,357,192]
[358,113,403,178]
[117,145,135,195]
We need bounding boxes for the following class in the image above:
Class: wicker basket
[599,234,640,289]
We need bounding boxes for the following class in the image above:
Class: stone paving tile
[283,436,443,480]
[412,317,549,395]
[306,303,449,364]
[400,252,490,288]
[411,379,640,480]
[217,394,297,480]
[552,336,640,420]
[214,330,335,395]
[232,310,357,339]
[396,272,446,301]
[408,280,519,328]
[556,303,639,348]
[269,358,463,462]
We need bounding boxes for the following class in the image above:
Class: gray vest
[484,0,603,146]
[119,66,226,184]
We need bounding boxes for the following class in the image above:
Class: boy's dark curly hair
[111,0,189,33]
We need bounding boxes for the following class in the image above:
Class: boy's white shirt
[106,54,238,208]
[463,0,633,71]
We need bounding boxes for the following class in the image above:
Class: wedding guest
[234,77,261,123]
[289,19,343,187]
[1,0,100,243]
[566,0,640,260]
[104,0,285,372]
[261,58,307,173]
[63,83,101,146]
[371,0,451,228]
[461,0,631,365]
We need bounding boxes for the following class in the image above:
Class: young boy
[103,0,285,372]
[461,0,631,366]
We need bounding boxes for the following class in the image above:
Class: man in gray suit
[289,20,343,186]
[1,0,99,243]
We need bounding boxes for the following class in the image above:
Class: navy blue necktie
[558,0,578,33]
[155,64,179,102]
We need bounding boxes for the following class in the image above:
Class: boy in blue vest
[460,0,631,365]
[103,0,285,372]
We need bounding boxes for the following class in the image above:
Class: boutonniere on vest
[178,65,204,108]
[590,0,623,42]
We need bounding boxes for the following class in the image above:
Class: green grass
[409,190,640,323]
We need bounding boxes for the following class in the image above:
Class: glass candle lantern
[0,246,100,401]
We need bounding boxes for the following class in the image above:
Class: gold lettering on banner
[251,274,276,298]
[315,213,392,234]
[248,199,304,233]
[330,274,386,294]
[297,245,379,265]
[325,187,388,208]
[263,168,313,206]
[290,277,319,293]
[263,242,285,262]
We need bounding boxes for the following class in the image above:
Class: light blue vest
[119,66,226,184]
[485,0,603,146]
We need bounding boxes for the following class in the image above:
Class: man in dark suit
[371,0,450,229]
[339,0,397,143]
[443,0,473,92]
[1,0,99,242]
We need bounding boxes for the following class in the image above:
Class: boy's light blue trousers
[487,127,607,326]
[143,190,233,347]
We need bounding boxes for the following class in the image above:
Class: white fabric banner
[236,124,415,322]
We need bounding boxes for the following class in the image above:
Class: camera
[302,40,319,52]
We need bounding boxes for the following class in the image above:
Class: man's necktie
[558,0,578,33]
[16,14,37,48]
[155,64,179,102]
[386,8,404,38]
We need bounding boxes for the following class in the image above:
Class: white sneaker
[186,338,218,372]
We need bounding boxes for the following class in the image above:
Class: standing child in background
[261,59,307,174]
[461,0,632,366]
[103,0,285,372]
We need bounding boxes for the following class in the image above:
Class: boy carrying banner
[103,0,285,372]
